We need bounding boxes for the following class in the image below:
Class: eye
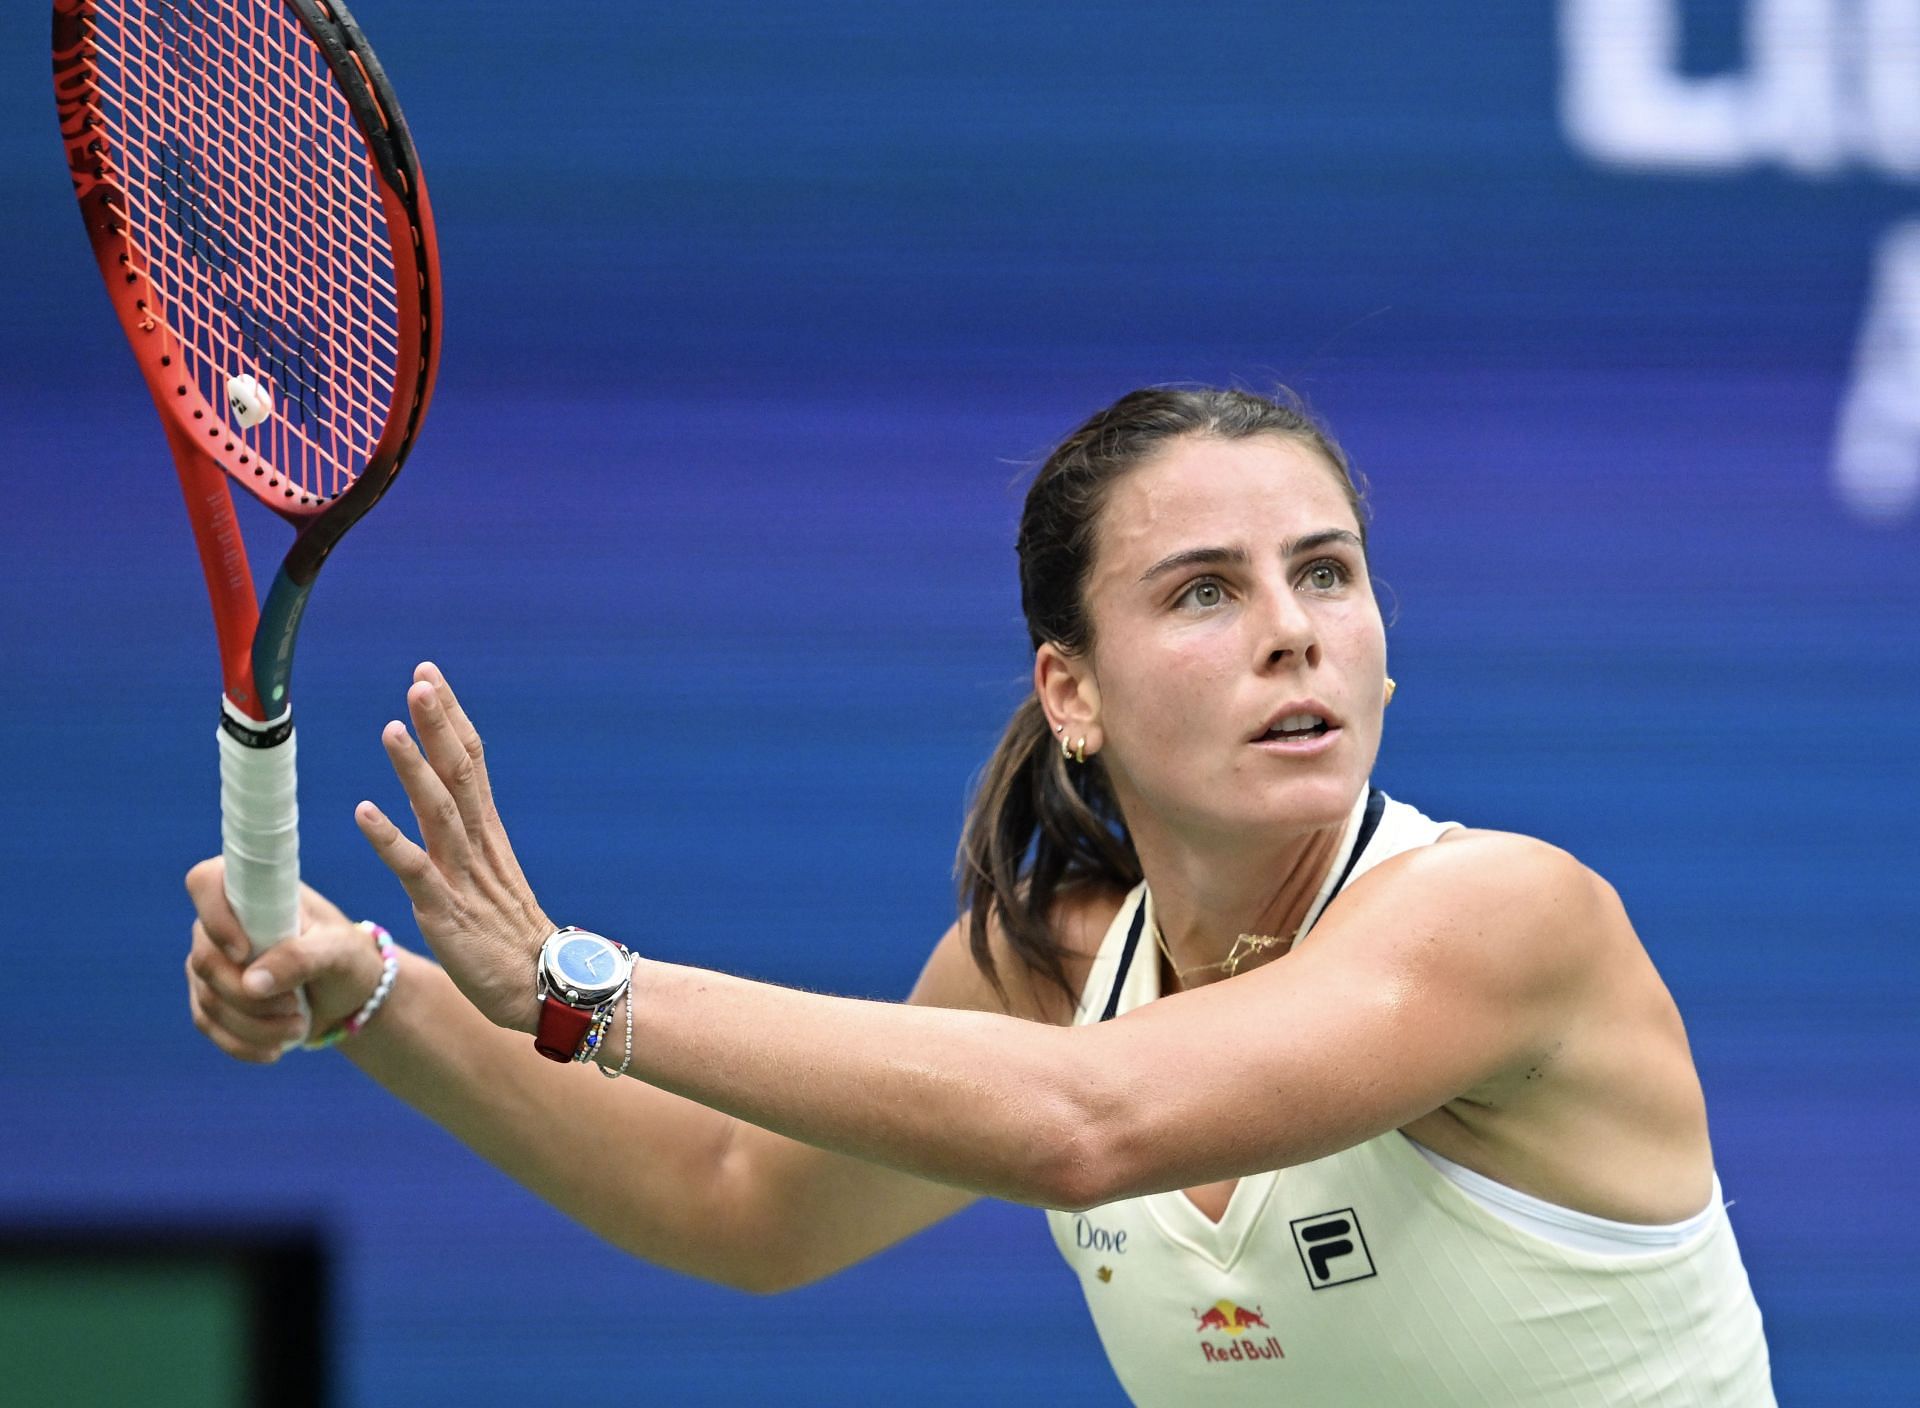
[1175,577,1227,611]
[1301,558,1351,592]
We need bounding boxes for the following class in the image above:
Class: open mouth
[1257,713,1334,742]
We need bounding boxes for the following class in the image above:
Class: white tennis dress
[1044,788,1775,1406]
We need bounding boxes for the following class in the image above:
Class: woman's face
[1075,433,1386,842]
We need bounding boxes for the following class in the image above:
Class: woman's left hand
[355,662,554,1033]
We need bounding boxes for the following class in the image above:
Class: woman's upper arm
[727,897,1106,1288]
[904,894,1105,1025]
[1065,834,1605,1206]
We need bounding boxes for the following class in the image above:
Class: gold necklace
[1154,923,1293,983]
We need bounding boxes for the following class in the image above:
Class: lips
[1252,701,1341,743]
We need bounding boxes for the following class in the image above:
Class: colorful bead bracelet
[303,921,399,1050]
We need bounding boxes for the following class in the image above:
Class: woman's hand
[354,662,553,1033]
[184,864,383,1062]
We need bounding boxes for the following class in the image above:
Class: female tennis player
[183,387,1774,1404]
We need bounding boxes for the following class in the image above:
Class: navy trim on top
[1098,787,1387,1023]
[1331,787,1388,899]
[1098,901,1148,1023]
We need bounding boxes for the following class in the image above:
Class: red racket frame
[52,0,441,722]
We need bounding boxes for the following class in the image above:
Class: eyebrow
[1136,528,1363,585]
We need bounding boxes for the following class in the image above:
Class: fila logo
[1288,1208,1377,1290]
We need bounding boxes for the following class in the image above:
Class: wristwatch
[533,927,634,1062]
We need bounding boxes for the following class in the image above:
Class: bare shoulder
[908,881,1131,1025]
[1382,824,1611,911]
[1328,826,1623,993]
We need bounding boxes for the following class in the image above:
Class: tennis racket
[53,0,440,1023]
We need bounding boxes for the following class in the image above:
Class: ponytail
[955,696,1140,1000]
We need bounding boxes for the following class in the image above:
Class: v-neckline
[1146,1168,1283,1271]
[1134,882,1281,1265]
[1113,787,1386,1269]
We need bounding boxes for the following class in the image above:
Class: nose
[1253,580,1320,671]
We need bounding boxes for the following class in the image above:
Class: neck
[1132,794,1361,990]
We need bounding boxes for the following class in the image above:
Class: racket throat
[251,565,317,719]
[165,420,269,715]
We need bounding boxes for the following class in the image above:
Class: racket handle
[218,697,301,954]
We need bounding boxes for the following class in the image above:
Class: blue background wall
[3,2,1915,1402]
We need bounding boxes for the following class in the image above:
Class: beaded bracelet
[303,921,399,1051]
[569,943,634,1075]
[568,998,614,1068]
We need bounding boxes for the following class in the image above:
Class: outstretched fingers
[409,668,496,827]
[382,715,474,873]
[412,663,528,884]
[356,797,448,913]
[415,663,493,792]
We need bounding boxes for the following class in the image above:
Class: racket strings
[78,0,402,506]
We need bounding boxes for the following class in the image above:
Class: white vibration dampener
[226,373,274,429]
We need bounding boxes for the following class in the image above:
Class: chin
[1247,769,1368,831]
[1126,744,1373,841]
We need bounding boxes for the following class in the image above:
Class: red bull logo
[1191,1300,1283,1364]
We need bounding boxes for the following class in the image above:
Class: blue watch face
[556,936,616,986]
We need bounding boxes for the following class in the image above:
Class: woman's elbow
[725,1258,813,1297]
[1024,1081,1139,1213]
[641,1235,816,1298]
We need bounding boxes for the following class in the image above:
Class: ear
[1034,642,1101,744]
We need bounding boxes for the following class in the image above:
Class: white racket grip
[218,697,301,954]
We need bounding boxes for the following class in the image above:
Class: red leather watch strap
[534,993,596,1062]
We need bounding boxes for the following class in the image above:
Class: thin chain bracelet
[598,983,634,1080]
[303,922,398,1051]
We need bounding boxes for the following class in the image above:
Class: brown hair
[954,386,1368,999]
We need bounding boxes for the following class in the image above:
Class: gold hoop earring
[1384,677,1398,707]
[1074,737,1087,764]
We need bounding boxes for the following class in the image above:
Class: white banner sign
[1561,0,1920,519]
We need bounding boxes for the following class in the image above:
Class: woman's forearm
[349,666,1087,1220]
[343,949,774,1287]
[618,958,1100,1209]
